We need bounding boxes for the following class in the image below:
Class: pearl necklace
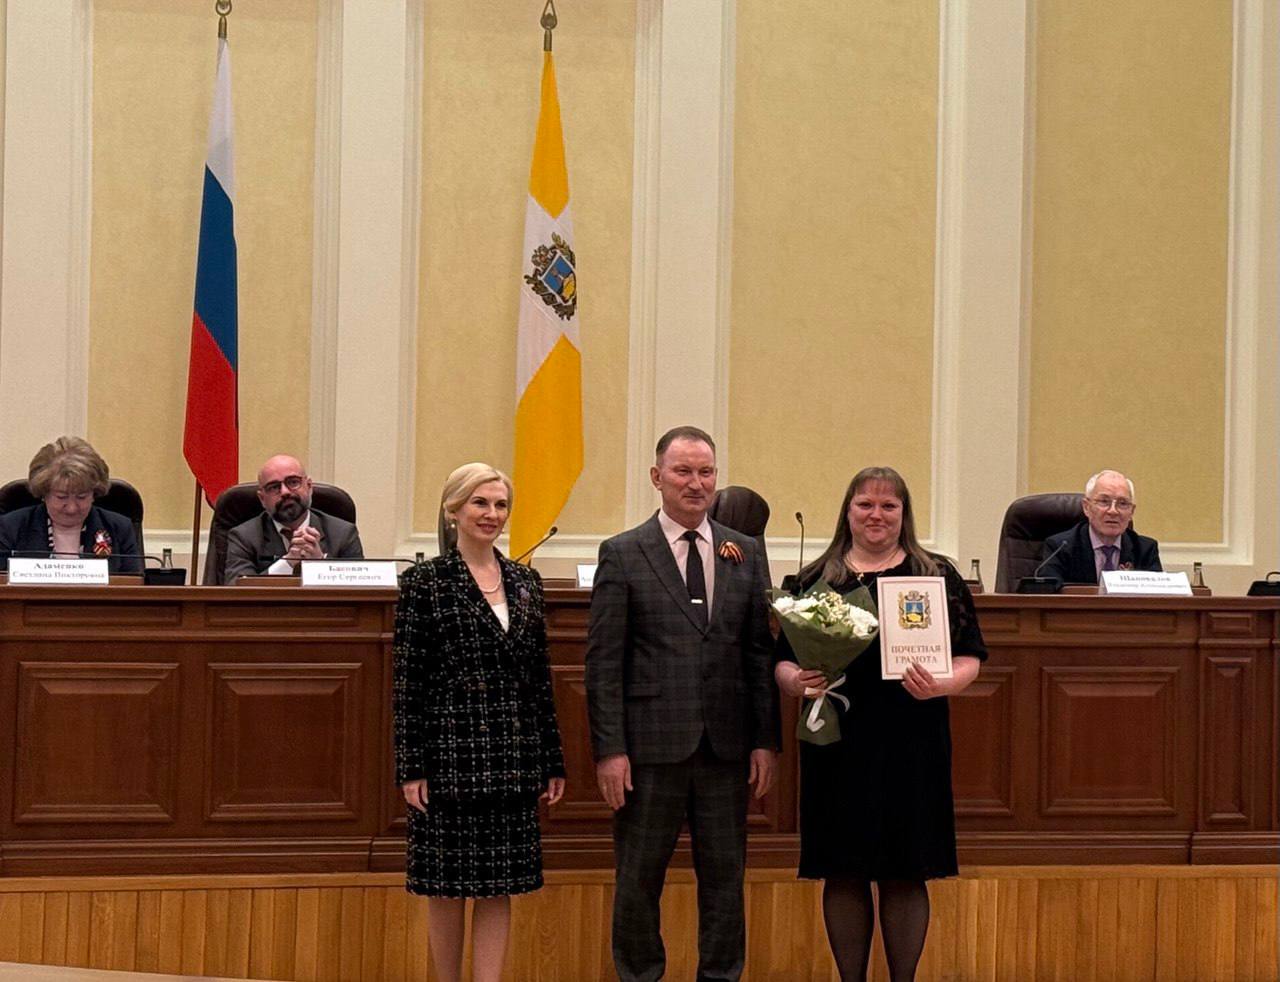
[472,568,503,595]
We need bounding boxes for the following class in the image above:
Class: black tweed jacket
[392,549,565,801]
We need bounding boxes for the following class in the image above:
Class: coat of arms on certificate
[876,576,953,679]
[897,589,931,628]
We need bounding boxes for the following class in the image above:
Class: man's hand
[596,753,632,811]
[401,779,428,812]
[285,526,325,562]
[748,748,776,799]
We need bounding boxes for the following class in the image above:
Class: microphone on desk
[1016,543,1066,594]
[779,511,806,595]
[512,525,558,565]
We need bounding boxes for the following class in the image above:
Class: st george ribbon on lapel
[682,530,708,628]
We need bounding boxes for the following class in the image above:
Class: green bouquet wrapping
[770,579,879,746]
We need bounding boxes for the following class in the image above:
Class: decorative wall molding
[1199,0,1265,569]
[308,0,343,480]
[328,0,416,557]
[623,0,661,528]
[0,0,93,478]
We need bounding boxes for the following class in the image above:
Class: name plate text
[301,560,398,587]
[1099,570,1192,596]
[9,557,110,585]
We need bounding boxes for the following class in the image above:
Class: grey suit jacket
[585,512,780,765]
[224,508,364,582]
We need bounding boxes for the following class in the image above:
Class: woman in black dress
[774,466,986,981]
[393,462,565,982]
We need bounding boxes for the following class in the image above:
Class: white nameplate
[576,563,598,589]
[8,557,110,585]
[876,576,953,679]
[1099,570,1192,596]
[301,560,398,587]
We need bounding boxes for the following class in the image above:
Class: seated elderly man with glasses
[1038,469,1162,585]
[224,454,364,582]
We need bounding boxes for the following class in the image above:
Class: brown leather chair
[708,485,771,569]
[0,478,146,557]
[202,481,358,585]
[994,493,1084,592]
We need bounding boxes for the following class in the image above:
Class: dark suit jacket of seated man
[223,454,364,583]
[585,426,780,982]
[1039,469,1162,584]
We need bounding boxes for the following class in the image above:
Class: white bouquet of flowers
[770,580,879,745]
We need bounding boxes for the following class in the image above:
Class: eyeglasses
[1087,496,1134,513]
[261,475,307,495]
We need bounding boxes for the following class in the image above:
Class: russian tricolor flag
[184,37,238,506]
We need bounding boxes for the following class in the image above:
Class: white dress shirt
[657,508,715,619]
[267,512,314,575]
[1088,527,1121,580]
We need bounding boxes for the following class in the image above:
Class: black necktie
[682,530,707,627]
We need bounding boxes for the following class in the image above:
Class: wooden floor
[0,866,1274,981]
[0,962,267,981]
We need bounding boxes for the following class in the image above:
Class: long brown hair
[800,466,942,585]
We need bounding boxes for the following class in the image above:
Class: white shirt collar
[271,511,312,537]
[657,508,712,545]
[1088,526,1120,550]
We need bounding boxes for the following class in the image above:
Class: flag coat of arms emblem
[511,50,583,559]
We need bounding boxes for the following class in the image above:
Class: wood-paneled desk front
[0,586,1274,876]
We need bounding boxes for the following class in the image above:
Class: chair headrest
[1000,493,1085,541]
[709,486,771,538]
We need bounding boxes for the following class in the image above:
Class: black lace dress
[777,558,987,881]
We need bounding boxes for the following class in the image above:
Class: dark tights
[821,877,930,982]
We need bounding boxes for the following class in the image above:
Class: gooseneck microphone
[780,512,806,595]
[513,525,558,565]
[1017,541,1067,594]
[795,511,805,578]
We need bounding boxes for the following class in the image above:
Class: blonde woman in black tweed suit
[393,462,565,982]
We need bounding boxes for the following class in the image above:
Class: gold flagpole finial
[216,0,232,40]
[541,0,557,52]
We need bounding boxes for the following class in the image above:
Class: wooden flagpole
[190,484,204,585]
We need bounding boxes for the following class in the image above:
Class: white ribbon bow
[803,673,850,732]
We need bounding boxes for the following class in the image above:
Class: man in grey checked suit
[586,426,780,982]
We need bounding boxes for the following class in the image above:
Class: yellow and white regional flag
[511,50,583,561]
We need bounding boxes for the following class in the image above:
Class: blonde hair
[439,462,513,525]
[28,436,110,498]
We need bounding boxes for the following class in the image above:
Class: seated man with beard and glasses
[223,454,364,582]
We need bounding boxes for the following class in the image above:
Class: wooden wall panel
[951,666,1015,817]
[15,662,180,824]
[206,663,364,823]
[0,868,1276,981]
[1040,667,1183,817]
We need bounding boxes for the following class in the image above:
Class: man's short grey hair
[1085,470,1135,499]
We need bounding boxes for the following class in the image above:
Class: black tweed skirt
[405,796,544,898]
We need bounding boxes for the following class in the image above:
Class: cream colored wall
[1026,0,1232,544]
[87,0,316,529]
[412,1,633,536]
[0,0,1274,591]
[729,0,939,545]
